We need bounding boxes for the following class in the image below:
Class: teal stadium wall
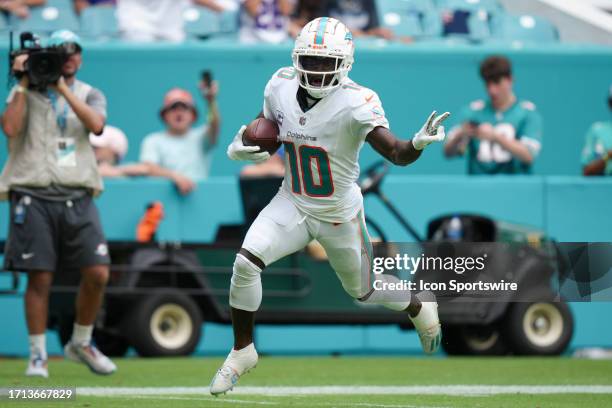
[1,41,611,356]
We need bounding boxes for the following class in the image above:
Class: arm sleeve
[581,126,599,166]
[351,91,389,141]
[86,87,108,119]
[139,135,161,165]
[518,109,543,158]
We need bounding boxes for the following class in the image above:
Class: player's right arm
[2,55,29,139]
[227,71,278,164]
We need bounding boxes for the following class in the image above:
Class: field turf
[1,356,612,407]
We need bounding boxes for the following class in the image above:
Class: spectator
[444,55,543,175]
[288,0,323,37]
[582,84,612,176]
[239,0,294,44]
[0,0,46,19]
[139,83,220,194]
[0,30,116,378]
[89,125,150,177]
[73,0,116,15]
[117,0,224,42]
[324,0,393,40]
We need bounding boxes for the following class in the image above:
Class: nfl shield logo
[299,116,307,126]
[276,110,284,126]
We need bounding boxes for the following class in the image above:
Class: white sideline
[78,385,612,397]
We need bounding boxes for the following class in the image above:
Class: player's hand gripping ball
[227,120,279,164]
[242,118,281,155]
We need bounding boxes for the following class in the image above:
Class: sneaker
[25,355,48,378]
[64,341,117,375]
[409,291,442,354]
[210,343,258,395]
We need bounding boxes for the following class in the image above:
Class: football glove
[227,125,271,164]
[412,111,451,151]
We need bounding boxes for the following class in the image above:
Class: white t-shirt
[239,0,289,44]
[117,0,191,42]
[263,66,390,223]
[139,125,213,181]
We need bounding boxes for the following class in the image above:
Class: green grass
[1,357,612,407]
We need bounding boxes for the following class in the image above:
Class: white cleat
[25,355,48,378]
[64,341,117,375]
[210,343,258,396]
[409,291,442,354]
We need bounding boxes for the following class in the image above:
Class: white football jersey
[263,66,389,223]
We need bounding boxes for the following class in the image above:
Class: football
[242,118,281,155]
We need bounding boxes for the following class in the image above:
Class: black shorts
[3,191,110,272]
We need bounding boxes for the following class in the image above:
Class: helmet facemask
[293,53,351,99]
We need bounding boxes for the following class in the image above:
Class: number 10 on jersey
[284,142,334,197]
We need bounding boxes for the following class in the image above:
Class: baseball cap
[47,30,83,53]
[160,88,198,117]
[89,125,129,160]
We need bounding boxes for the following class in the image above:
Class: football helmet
[292,17,354,99]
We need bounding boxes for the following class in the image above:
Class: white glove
[412,111,451,150]
[226,125,271,164]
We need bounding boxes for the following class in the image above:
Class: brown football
[242,118,281,155]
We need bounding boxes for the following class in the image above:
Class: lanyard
[47,85,73,133]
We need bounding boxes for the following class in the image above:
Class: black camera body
[10,32,66,92]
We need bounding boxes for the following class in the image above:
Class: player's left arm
[366,111,450,166]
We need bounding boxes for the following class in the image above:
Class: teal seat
[492,14,559,44]
[11,0,79,34]
[184,6,221,38]
[219,8,239,33]
[79,6,118,40]
[377,0,442,38]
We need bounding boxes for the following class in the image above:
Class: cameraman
[0,30,116,378]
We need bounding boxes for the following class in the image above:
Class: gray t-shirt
[0,79,106,201]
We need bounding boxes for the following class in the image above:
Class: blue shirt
[581,120,612,175]
[139,125,212,181]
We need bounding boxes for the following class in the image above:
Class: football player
[211,17,448,395]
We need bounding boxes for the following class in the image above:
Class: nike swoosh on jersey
[21,253,35,259]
